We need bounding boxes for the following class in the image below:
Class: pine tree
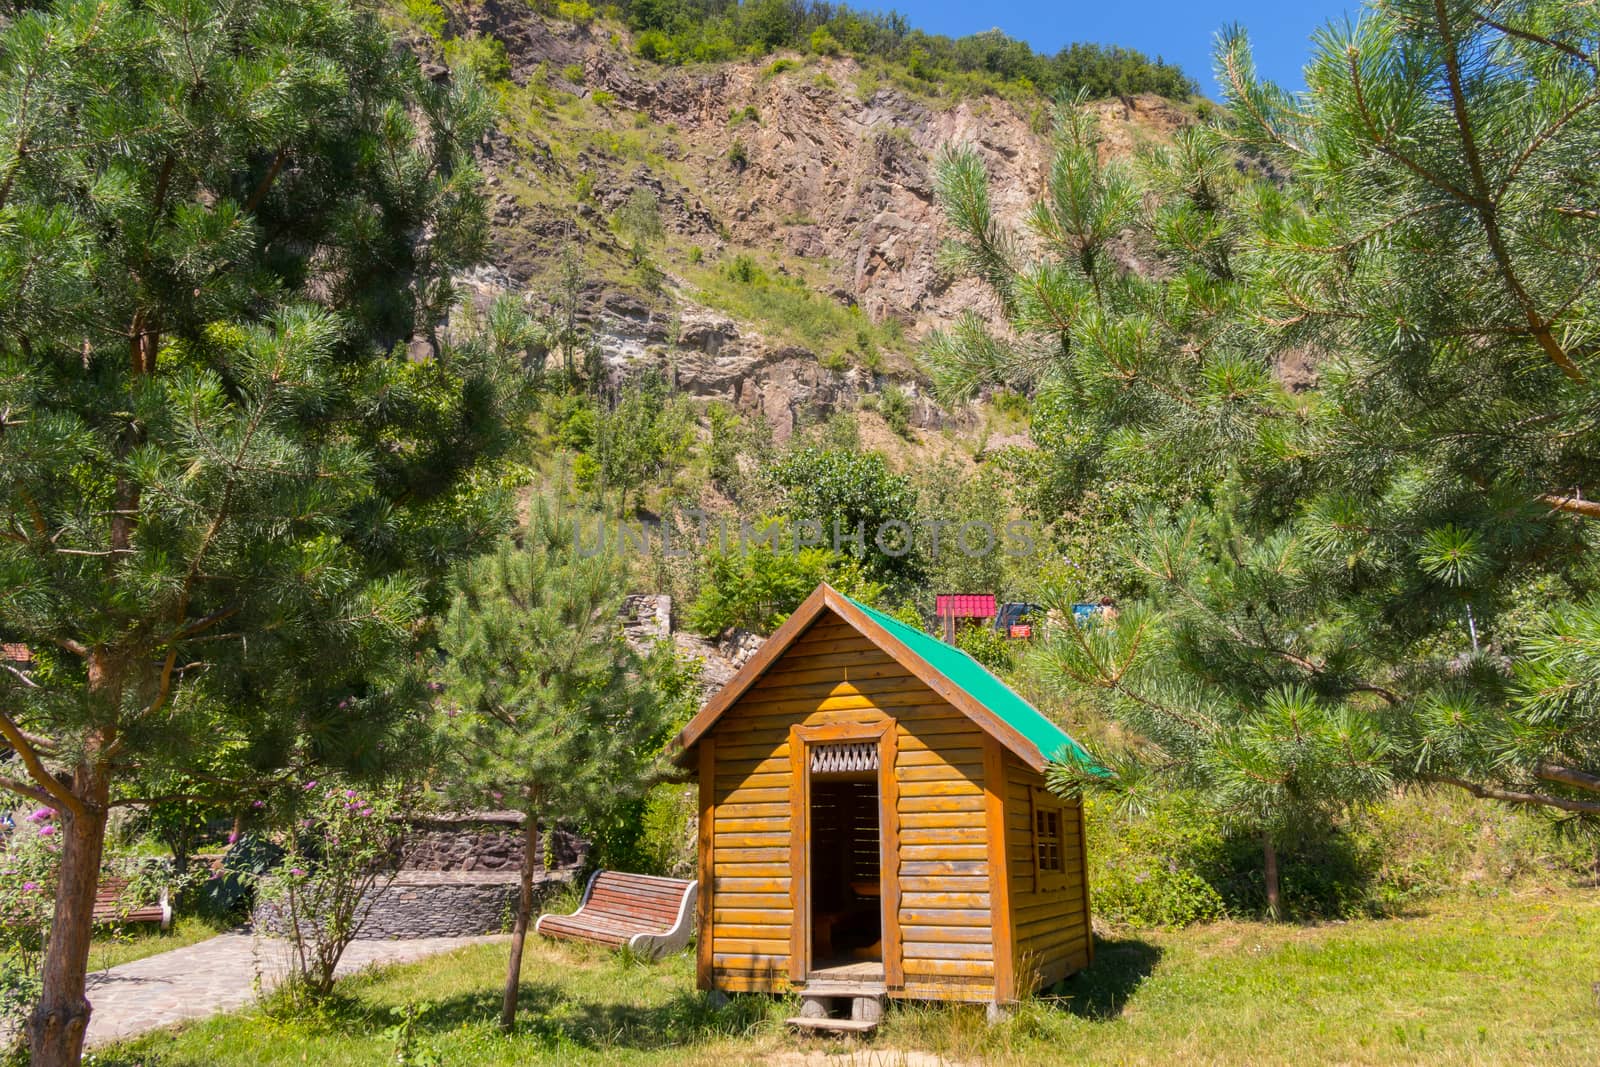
[929,0,1600,885]
[0,1,515,1061]
[437,498,668,1033]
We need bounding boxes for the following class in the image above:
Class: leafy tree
[582,373,695,513]
[687,519,884,636]
[768,447,922,585]
[932,0,1600,892]
[606,0,1196,100]
[437,498,668,1032]
[0,0,514,1060]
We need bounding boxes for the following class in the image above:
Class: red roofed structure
[934,594,996,619]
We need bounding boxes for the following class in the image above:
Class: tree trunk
[1263,832,1281,922]
[27,763,110,1067]
[500,805,539,1032]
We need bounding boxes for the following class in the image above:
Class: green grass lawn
[92,887,1600,1066]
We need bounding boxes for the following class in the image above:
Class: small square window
[1035,808,1062,873]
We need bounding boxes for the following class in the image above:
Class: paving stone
[82,932,508,1048]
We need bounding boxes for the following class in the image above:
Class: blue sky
[897,0,1359,94]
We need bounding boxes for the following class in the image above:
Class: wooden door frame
[787,719,902,986]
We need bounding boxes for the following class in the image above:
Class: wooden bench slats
[535,870,697,958]
[90,876,170,928]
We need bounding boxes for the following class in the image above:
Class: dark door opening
[808,772,883,969]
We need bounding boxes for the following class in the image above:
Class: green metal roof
[846,596,1093,768]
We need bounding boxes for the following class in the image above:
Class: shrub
[879,383,913,438]
[259,780,408,1002]
[727,139,749,169]
[0,812,58,1040]
[766,446,922,584]
[687,523,884,635]
[614,187,663,246]
[724,253,765,285]
[762,57,798,79]
[591,89,615,108]
[443,32,510,83]
[706,402,740,490]
[728,104,760,126]
[399,0,445,43]
[555,0,596,25]
[199,831,283,920]
[635,29,678,64]
[955,622,1014,672]
[562,63,585,83]
[1086,795,1231,928]
[686,244,704,264]
[808,26,842,56]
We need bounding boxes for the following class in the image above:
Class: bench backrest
[584,871,692,929]
[95,876,130,901]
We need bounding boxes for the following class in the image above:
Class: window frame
[1029,786,1071,892]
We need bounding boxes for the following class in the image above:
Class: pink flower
[303,780,318,790]
[227,830,239,844]
[251,800,266,810]
[22,881,38,893]
[344,790,357,799]
[38,826,55,837]
[27,808,53,822]
[290,867,306,877]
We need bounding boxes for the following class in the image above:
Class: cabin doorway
[807,743,884,975]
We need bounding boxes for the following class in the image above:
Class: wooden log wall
[1002,752,1091,991]
[701,611,998,1001]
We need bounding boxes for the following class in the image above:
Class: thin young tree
[438,498,669,1032]
[0,1,518,1061]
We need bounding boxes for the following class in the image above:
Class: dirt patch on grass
[765,1051,974,1067]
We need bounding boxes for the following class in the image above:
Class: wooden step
[785,1016,878,1035]
[797,980,887,997]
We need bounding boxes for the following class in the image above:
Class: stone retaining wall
[254,870,579,940]
[252,813,589,940]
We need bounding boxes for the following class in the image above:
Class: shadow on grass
[257,973,773,1055]
[1056,935,1162,1020]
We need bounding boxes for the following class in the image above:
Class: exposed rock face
[438,11,1191,433]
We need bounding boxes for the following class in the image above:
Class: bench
[535,870,696,958]
[93,876,171,929]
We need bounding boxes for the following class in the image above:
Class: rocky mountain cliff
[421,6,1195,438]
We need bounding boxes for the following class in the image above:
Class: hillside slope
[410,6,1194,436]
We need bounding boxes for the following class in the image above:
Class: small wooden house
[675,583,1093,1010]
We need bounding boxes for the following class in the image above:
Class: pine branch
[1535,761,1600,795]
[0,775,56,807]
[1423,773,1600,815]
[1218,36,1304,154]
[1539,492,1600,520]
[0,707,84,818]
[1473,13,1598,73]
[244,147,288,214]
[1431,0,1586,383]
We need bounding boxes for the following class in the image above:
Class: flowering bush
[1,809,60,1044]
[258,780,408,1003]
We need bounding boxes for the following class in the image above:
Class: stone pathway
[83,932,508,1048]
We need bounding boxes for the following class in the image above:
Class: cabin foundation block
[851,995,883,1023]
